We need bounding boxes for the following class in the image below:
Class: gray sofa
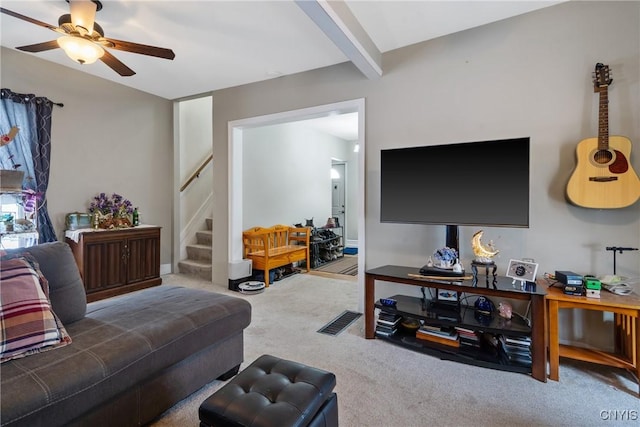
[1,241,252,427]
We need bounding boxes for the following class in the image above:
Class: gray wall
[242,121,352,229]
[179,96,213,232]
[1,47,174,266]
[177,96,214,263]
[211,2,640,347]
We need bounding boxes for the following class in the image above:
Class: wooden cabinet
[66,226,162,302]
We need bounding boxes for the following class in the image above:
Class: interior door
[331,163,346,231]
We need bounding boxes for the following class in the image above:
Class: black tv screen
[380,137,530,227]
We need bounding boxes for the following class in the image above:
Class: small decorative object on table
[470,230,499,288]
[471,230,499,262]
[420,247,465,278]
[433,246,458,268]
[400,317,421,332]
[506,259,539,291]
[474,296,494,315]
[65,212,92,231]
[498,301,513,319]
[88,192,134,229]
[2,213,14,232]
[379,298,397,308]
[474,297,495,326]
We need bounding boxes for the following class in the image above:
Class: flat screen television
[380,137,530,229]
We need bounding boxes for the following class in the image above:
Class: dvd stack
[455,326,479,349]
[499,335,532,367]
[415,324,460,347]
[376,310,400,337]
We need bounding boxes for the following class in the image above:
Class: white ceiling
[1,1,563,141]
[1,1,563,101]
[300,111,360,141]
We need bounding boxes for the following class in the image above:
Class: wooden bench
[242,225,311,287]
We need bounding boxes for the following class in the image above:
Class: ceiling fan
[0,0,175,76]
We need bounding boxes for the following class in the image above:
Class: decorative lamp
[471,230,499,263]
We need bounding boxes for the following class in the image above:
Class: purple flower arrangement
[89,193,133,217]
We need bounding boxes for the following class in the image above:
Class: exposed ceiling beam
[295,0,382,80]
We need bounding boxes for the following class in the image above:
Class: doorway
[331,162,346,232]
[228,99,365,309]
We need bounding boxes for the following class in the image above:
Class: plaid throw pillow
[0,256,72,363]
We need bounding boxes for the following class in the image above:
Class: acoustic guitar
[566,63,640,208]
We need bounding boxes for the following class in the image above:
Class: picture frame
[436,289,459,305]
[506,259,539,282]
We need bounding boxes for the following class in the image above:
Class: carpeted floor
[151,272,639,427]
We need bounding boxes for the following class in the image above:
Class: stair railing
[180,153,213,192]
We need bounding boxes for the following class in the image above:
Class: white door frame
[228,98,365,298]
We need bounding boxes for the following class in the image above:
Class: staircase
[178,218,212,281]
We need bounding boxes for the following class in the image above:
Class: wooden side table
[545,284,640,395]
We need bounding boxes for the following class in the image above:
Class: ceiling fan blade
[104,38,175,60]
[0,7,59,32]
[100,49,135,76]
[16,40,61,53]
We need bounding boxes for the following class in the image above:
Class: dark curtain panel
[1,88,57,242]
[31,98,56,242]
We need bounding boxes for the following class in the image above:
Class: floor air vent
[317,310,362,336]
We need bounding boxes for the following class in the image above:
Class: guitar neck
[598,86,609,150]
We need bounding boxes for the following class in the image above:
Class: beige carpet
[151,272,639,427]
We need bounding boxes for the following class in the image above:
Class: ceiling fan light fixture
[69,0,97,35]
[57,35,104,64]
[3,0,171,76]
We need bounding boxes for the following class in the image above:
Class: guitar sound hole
[593,150,613,164]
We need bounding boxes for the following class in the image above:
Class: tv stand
[365,265,547,382]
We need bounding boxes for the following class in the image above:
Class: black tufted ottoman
[199,354,338,427]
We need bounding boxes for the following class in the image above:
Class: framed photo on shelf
[436,289,459,305]
[506,259,539,282]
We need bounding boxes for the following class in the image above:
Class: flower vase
[452,259,463,273]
